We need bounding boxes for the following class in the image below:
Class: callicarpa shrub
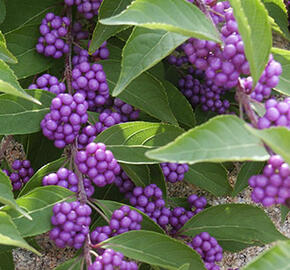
[0,0,289,270]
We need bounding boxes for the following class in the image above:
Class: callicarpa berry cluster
[1,0,289,269]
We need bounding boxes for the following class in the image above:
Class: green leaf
[101,60,178,125]
[89,0,133,53]
[147,115,269,164]
[0,60,40,104]
[247,126,290,165]
[0,31,17,64]
[5,25,59,79]
[102,230,206,270]
[0,89,54,135]
[229,0,272,86]
[232,161,264,197]
[262,0,290,41]
[54,257,83,270]
[180,204,287,252]
[162,80,195,128]
[0,212,40,255]
[18,157,66,197]
[1,186,74,237]
[242,240,290,270]
[272,47,290,96]
[112,27,187,95]
[178,264,190,270]
[0,170,31,220]
[100,0,221,43]
[0,0,6,24]
[1,0,61,33]
[184,163,232,197]
[121,163,151,187]
[95,121,184,164]
[0,251,14,270]
[280,205,289,224]
[97,200,165,234]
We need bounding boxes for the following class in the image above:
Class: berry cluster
[28,74,66,95]
[178,74,230,113]
[114,169,135,195]
[36,13,70,58]
[249,155,290,207]
[72,62,109,110]
[257,97,290,129]
[64,0,103,19]
[75,142,120,187]
[113,98,140,122]
[88,249,138,270]
[3,160,34,191]
[72,41,109,66]
[50,201,92,249]
[161,162,189,183]
[189,232,223,270]
[128,184,170,228]
[41,93,88,148]
[78,124,98,148]
[242,55,282,102]
[72,22,89,41]
[188,194,207,215]
[42,168,95,197]
[95,109,122,134]
[91,206,142,245]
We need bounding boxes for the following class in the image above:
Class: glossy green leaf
[121,163,150,187]
[0,31,17,64]
[147,115,269,164]
[180,204,287,252]
[0,60,40,104]
[0,251,14,270]
[100,0,221,42]
[2,186,74,237]
[229,0,272,86]
[97,200,165,234]
[18,157,66,197]
[0,212,40,255]
[54,257,83,270]
[232,162,264,196]
[95,121,184,164]
[262,0,290,41]
[102,230,206,270]
[0,170,31,219]
[112,27,187,95]
[243,240,290,270]
[89,0,133,53]
[272,47,290,96]
[162,80,195,128]
[0,89,54,135]
[101,60,177,125]
[0,0,6,24]
[247,126,290,165]
[184,163,232,197]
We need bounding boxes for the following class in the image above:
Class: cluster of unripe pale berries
[75,142,120,187]
[36,13,70,58]
[91,206,142,245]
[242,55,282,102]
[257,97,290,129]
[178,74,230,114]
[189,232,223,270]
[3,160,34,191]
[72,62,110,110]
[64,0,103,20]
[41,93,88,148]
[160,162,189,183]
[42,168,95,197]
[28,74,66,95]
[249,155,290,207]
[50,201,92,249]
[88,249,138,270]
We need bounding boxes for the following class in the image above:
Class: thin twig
[87,200,110,224]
